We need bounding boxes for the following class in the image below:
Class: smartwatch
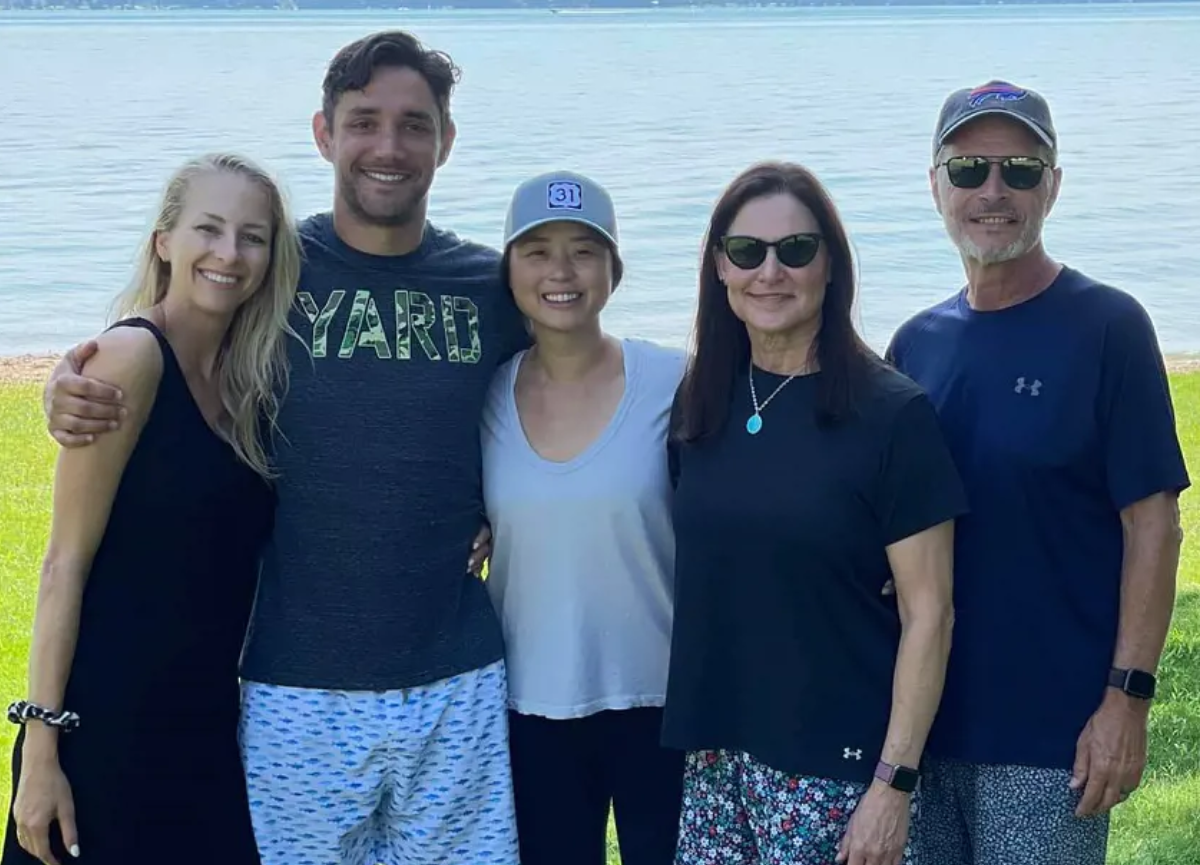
[874,760,920,793]
[1108,667,1156,700]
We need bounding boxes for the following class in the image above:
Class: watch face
[892,766,920,793]
[876,761,920,793]
[1127,670,1156,699]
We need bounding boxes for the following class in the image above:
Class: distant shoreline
[4,1,1199,10]
[5,350,1198,386]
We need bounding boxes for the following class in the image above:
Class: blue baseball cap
[934,80,1057,156]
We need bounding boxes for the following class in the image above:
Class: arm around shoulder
[43,336,129,448]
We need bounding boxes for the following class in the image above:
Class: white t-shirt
[480,338,687,719]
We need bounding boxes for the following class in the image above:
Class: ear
[1046,165,1063,214]
[714,248,730,284]
[608,250,622,293]
[436,116,458,168]
[154,229,171,263]
[928,166,943,216]
[313,109,334,164]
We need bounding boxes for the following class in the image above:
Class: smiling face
[153,169,274,316]
[931,115,1061,265]
[314,64,455,230]
[716,192,829,342]
[507,221,615,335]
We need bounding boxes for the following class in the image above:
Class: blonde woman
[3,153,301,865]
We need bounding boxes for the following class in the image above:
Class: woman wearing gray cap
[479,170,686,864]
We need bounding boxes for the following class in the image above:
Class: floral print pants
[674,749,918,865]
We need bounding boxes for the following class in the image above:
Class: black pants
[508,707,684,865]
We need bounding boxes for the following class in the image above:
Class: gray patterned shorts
[913,757,1109,865]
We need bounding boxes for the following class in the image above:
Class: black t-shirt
[662,360,969,784]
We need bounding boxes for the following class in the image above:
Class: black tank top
[61,317,275,731]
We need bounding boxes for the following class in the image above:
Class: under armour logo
[1014,376,1042,396]
[843,748,863,760]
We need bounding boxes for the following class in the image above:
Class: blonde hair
[111,153,303,480]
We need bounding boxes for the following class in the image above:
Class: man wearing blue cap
[887,80,1190,864]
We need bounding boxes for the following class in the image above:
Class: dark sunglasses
[719,233,822,270]
[939,155,1049,191]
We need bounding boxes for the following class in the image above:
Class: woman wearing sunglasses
[661,161,968,865]
[479,170,686,865]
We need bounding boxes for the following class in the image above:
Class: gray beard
[947,213,1044,265]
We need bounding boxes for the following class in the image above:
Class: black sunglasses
[719,233,822,270]
[939,155,1049,191]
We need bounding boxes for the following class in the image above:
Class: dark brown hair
[672,161,877,443]
[322,30,461,130]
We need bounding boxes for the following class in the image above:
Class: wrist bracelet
[6,700,81,732]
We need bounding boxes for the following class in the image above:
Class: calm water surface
[1,5,1198,356]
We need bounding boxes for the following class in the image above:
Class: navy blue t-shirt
[238,213,529,691]
[886,266,1191,770]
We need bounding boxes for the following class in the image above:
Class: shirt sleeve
[883,330,905,370]
[883,312,926,373]
[875,393,970,546]
[1097,300,1192,510]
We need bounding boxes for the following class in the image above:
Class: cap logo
[968,82,1027,108]
[546,180,583,211]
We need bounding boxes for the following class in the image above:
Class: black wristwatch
[1108,667,1156,700]
[874,760,920,793]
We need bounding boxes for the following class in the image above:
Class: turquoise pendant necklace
[747,364,797,435]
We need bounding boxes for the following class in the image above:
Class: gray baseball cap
[503,169,620,251]
[934,80,1057,156]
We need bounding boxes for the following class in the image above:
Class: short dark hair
[672,161,877,444]
[322,30,462,129]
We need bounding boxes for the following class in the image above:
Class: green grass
[1,376,1197,863]
[0,384,52,747]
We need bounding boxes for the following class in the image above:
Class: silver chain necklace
[746,364,797,435]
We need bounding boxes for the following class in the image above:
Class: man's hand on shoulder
[468,523,492,578]
[44,338,128,448]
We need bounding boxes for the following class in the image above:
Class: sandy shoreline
[3,350,1199,386]
[0,355,62,386]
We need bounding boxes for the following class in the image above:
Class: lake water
[1,4,1199,357]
